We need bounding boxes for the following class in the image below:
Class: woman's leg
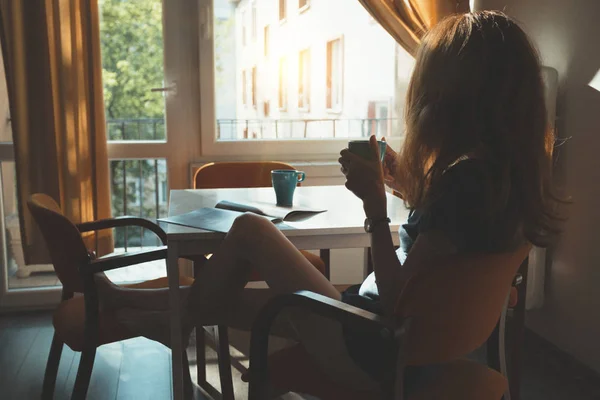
[97,213,339,325]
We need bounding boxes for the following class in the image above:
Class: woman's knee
[229,212,272,242]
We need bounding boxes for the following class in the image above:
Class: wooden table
[164,185,408,399]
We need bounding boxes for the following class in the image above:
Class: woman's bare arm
[369,227,456,316]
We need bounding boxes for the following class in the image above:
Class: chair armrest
[248,290,409,400]
[82,246,167,275]
[76,216,167,245]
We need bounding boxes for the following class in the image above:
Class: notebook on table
[158,200,326,233]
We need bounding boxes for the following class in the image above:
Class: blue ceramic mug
[271,170,306,206]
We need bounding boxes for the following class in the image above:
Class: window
[278,57,288,111]
[298,49,310,110]
[264,25,270,57]
[251,3,257,42]
[299,0,309,11]
[326,38,343,111]
[242,70,247,105]
[251,66,257,107]
[241,10,247,46]
[279,0,286,21]
[202,0,414,156]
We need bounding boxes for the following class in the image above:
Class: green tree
[100,0,165,123]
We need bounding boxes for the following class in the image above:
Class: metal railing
[107,118,166,141]
[217,117,398,139]
[109,158,167,250]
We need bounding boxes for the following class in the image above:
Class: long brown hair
[396,11,566,247]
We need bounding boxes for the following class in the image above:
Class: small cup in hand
[348,140,387,162]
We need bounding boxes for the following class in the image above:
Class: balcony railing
[216,117,398,139]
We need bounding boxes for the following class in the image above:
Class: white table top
[164,186,409,244]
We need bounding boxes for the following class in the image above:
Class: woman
[97,10,565,394]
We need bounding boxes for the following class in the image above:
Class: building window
[251,66,257,107]
[242,70,247,105]
[264,25,269,57]
[298,49,310,110]
[279,0,286,21]
[241,10,247,46]
[299,0,309,11]
[278,57,288,111]
[251,2,257,42]
[326,38,343,111]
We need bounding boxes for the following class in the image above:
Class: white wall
[475,0,600,372]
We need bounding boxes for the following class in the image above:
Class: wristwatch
[364,216,391,233]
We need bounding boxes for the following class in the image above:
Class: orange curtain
[358,0,471,54]
[0,0,113,264]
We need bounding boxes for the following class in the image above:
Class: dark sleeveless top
[341,159,516,390]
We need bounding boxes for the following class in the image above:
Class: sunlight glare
[588,68,600,93]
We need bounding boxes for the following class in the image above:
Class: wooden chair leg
[196,327,207,386]
[42,332,64,400]
[183,350,195,400]
[215,325,235,400]
[71,346,96,400]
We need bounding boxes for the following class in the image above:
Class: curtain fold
[358,0,471,55]
[0,0,113,264]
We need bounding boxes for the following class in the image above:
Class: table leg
[168,242,184,400]
[319,249,331,280]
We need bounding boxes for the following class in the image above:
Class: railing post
[154,159,160,247]
[138,160,144,248]
[121,121,126,140]
[122,160,128,251]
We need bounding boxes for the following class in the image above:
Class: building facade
[220,0,399,140]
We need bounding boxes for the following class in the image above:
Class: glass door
[101,0,199,284]
[0,0,200,308]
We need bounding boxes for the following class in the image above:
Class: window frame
[251,66,257,108]
[298,48,310,111]
[197,0,403,158]
[279,0,287,23]
[278,56,288,112]
[326,36,344,114]
[299,0,310,13]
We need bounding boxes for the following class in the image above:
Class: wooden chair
[191,161,329,399]
[247,245,531,400]
[28,194,195,400]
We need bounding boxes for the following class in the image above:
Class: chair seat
[53,276,194,352]
[246,344,507,400]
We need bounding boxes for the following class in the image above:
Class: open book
[158,200,325,233]
[214,200,325,221]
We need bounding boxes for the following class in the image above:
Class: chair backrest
[27,194,90,294]
[193,161,299,189]
[396,245,530,366]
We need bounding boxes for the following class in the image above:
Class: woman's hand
[339,135,387,219]
[381,137,403,194]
